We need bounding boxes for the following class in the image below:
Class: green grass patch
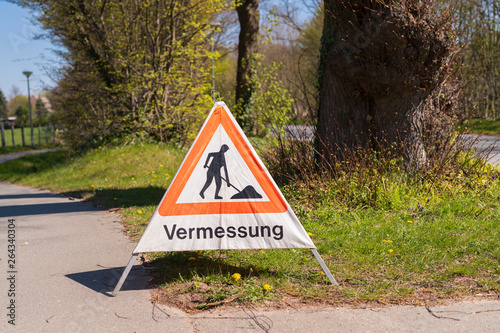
[0,126,56,154]
[459,118,500,135]
[0,143,499,309]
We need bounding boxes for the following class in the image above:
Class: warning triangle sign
[133,102,314,253]
[158,103,287,216]
[112,101,338,296]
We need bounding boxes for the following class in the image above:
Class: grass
[459,118,500,135]
[0,126,56,154]
[0,142,499,309]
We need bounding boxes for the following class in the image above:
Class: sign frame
[112,102,337,296]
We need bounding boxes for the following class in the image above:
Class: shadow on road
[0,192,65,200]
[61,186,166,209]
[65,265,150,297]
[0,201,98,218]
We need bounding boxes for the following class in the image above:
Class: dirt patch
[154,282,211,311]
[152,281,500,313]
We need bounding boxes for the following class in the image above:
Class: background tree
[0,89,8,119]
[268,0,323,120]
[455,0,500,119]
[235,0,260,132]
[7,95,29,117]
[35,97,48,118]
[16,0,231,149]
[15,105,29,146]
[317,0,458,172]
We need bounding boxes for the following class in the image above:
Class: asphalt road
[0,182,190,332]
[465,134,500,165]
[0,148,63,165]
[282,126,500,165]
[0,179,499,332]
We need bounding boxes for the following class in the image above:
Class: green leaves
[24,0,231,149]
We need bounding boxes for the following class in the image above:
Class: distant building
[38,96,53,113]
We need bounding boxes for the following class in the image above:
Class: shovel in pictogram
[221,176,262,199]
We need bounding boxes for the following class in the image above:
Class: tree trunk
[235,0,260,132]
[317,0,455,172]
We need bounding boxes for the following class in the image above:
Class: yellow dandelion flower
[109,184,113,187]
[307,232,313,236]
[250,268,253,272]
[382,240,387,242]
[232,273,241,281]
[152,171,155,174]
[387,240,393,243]
[407,220,413,223]
[159,164,163,167]
[386,234,389,237]
[91,184,95,188]
[188,257,196,261]
[121,154,124,156]
[263,284,271,290]
[260,250,265,253]
[132,177,135,180]
[154,175,157,178]
[137,210,143,214]
[388,249,394,253]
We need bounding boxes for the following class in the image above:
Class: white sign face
[133,101,315,253]
[176,125,269,204]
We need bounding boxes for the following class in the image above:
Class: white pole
[311,248,338,285]
[111,254,139,296]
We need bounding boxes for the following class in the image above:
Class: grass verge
[1,126,55,146]
[0,126,57,155]
[459,118,500,135]
[0,142,499,310]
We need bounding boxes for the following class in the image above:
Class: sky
[0,1,63,98]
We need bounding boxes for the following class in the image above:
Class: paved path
[1,182,499,332]
[282,126,500,165]
[465,134,500,165]
[0,182,190,332]
[0,149,63,164]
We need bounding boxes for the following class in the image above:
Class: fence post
[10,123,15,146]
[21,127,25,146]
[1,121,5,148]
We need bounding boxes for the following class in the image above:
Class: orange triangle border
[158,105,287,216]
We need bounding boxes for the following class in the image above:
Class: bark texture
[317,0,456,172]
[235,0,260,132]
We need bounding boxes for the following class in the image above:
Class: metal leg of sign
[111,253,139,296]
[311,248,338,285]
